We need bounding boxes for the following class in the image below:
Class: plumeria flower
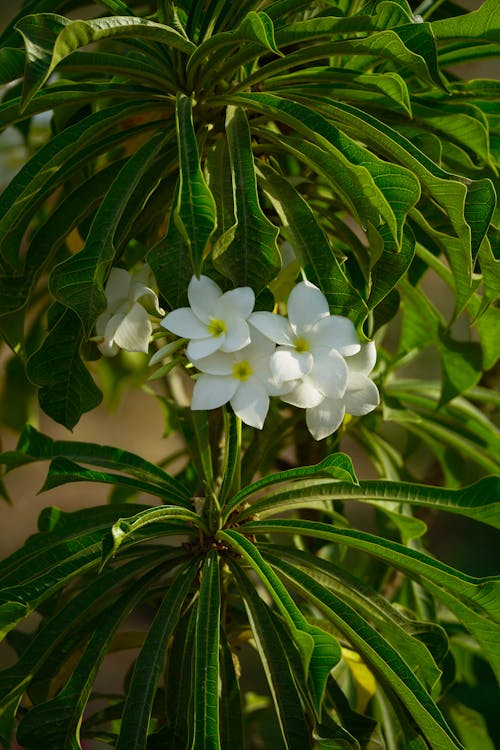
[304,341,380,440]
[95,265,164,357]
[161,275,255,360]
[251,280,360,407]
[190,329,295,429]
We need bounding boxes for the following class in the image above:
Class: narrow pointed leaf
[16,13,195,107]
[115,557,200,750]
[174,93,216,274]
[213,106,281,292]
[0,424,191,502]
[230,561,312,750]
[219,529,341,715]
[192,551,221,750]
[256,162,367,321]
[49,131,168,337]
[267,556,463,750]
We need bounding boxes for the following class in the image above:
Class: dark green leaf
[230,561,313,749]
[26,307,102,429]
[174,93,216,274]
[115,557,201,750]
[212,106,281,292]
[49,130,169,338]
[192,551,221,750]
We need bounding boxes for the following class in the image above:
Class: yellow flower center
[208,317,227,337]
[233,361,253,381]
[294,336,310,353]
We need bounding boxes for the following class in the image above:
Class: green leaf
[40,457,192,507]
[0,550,171,748]
[224,452,357,520]
[192,551,221,750]
[437,329,483,406]
[256,162,367,322]
[16,13,195,108]
[243,519,500,681]
[431,0,500,42]
[237,475,500,530]
[16,570,153,750]
[230,561,313,749]
[186,10,281,85]
[164,608,197,750]
[212,106,281,292]
[0,101,152,268]
[174,93,217,274]
[0,424,191,503]
[100,505,202,568]
[220,530,341,716]
[219,630,244,750]
[115,557,201,750]
[234,93,420,247]
[49,130,169,338]
[266,555,463,750]
[147,179,194,310]
[0,48,25,85]
[26,307,102,429]
[263,544,445,691]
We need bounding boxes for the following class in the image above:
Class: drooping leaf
[0,424,191,502]
[25,307,102,429]
[16,13,195,107]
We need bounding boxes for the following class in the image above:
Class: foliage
[0,0,499,748]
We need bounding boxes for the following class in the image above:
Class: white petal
[188,275,222,323]
[306,399,346,440]
[192,374,237,410]
[310,349,348,399]
[346,341,377,375]
[249,311,293,345]
[310,316,360,356]
[113,303,152,353]
[281,375,325,409]
[216,286,255,320]
[271,348,313,383]
[191,351,234,375]
[104,268,131,309]
[344,373,380,415]
[134,285,165,316]
[161,308,208,338]
[287,280,329,331]
[95,310,109,337]
[103,310,126,346]
[97,337,119,357]
[221,318,251,352]
[187,335,224,360]
[230,377,269,429]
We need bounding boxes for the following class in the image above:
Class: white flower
[161,275,255,360]
[251,280,360,408]
[304,342,380,440]
[95,265,164,357]
[190,329,294,429]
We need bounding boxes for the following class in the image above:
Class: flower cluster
[161,275,379,439]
